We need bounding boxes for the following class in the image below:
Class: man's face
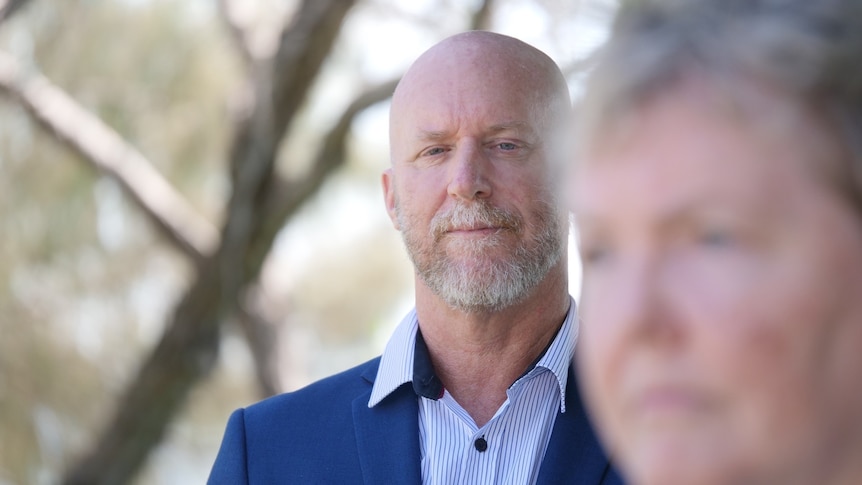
[383,51,566,313]
[570,85,862,485]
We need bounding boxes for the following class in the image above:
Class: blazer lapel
[536,366,616,485]
[352,368,422,484]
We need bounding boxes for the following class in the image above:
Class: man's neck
[414,264,570,427]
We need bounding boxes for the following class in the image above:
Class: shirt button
[474,436,488,452]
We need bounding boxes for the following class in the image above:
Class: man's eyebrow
[414,122,535,142]
[416,130,450,141]
[487,121,530,133]
[487,121,537,138]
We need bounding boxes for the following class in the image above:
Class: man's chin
[443,241,515,261]
[443,256,508,276]
[436,285,515,314]
[440,231,515,248]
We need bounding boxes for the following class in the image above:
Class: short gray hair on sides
[576,0,862,213]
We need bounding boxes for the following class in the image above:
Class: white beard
[397,198,564,313]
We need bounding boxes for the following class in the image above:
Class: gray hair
[577,0,862,211]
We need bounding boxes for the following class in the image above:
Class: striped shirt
[369,298,578,485]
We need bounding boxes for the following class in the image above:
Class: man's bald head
[389,31,570,165]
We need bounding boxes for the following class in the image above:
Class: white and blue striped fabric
[369,298,578,485]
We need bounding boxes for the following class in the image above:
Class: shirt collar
[368,297,579,413]
[368,308,419,407]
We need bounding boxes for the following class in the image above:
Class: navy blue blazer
[209,357,622,484]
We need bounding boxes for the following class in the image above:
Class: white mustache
[430,201,521,241]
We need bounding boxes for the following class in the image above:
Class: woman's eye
[697,230,734,248]
[580,245,611,266]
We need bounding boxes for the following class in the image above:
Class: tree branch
[60,2,358,483]
[250,77,399,274]
[0,47,287,402]
[469,0,496,31]
[270,0,356,135]
[562,52,598,79]
[239,77,400,397]
[217,0,255,69]
[237,285,282,397]
[0,0,31,25]
[223,0,359,297]
[3,2,391,483]
[0,51,219,262]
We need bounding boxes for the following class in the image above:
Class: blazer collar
[535,365,617,485]
[353,363,422,484]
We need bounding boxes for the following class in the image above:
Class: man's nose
[447,141,492,201]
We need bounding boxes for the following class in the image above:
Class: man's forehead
[396,79,538,123]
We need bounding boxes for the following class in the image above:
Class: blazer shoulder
[211,357,383,484]
[242,356,380,428]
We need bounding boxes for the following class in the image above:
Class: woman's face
[571,85,862,485]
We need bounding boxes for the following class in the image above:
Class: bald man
[209,31,620,485]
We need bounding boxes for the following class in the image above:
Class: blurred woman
[568,1,862,484]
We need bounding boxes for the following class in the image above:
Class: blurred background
[0,0,615,483]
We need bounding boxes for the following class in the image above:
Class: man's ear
[381,168,400,230]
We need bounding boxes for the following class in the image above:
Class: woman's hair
[577,0,862,211]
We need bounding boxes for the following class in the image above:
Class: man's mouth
[447,225,501,234]
[430,201,522,241]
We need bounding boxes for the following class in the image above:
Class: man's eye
[498,142,517,151]
[423,147,446,156]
